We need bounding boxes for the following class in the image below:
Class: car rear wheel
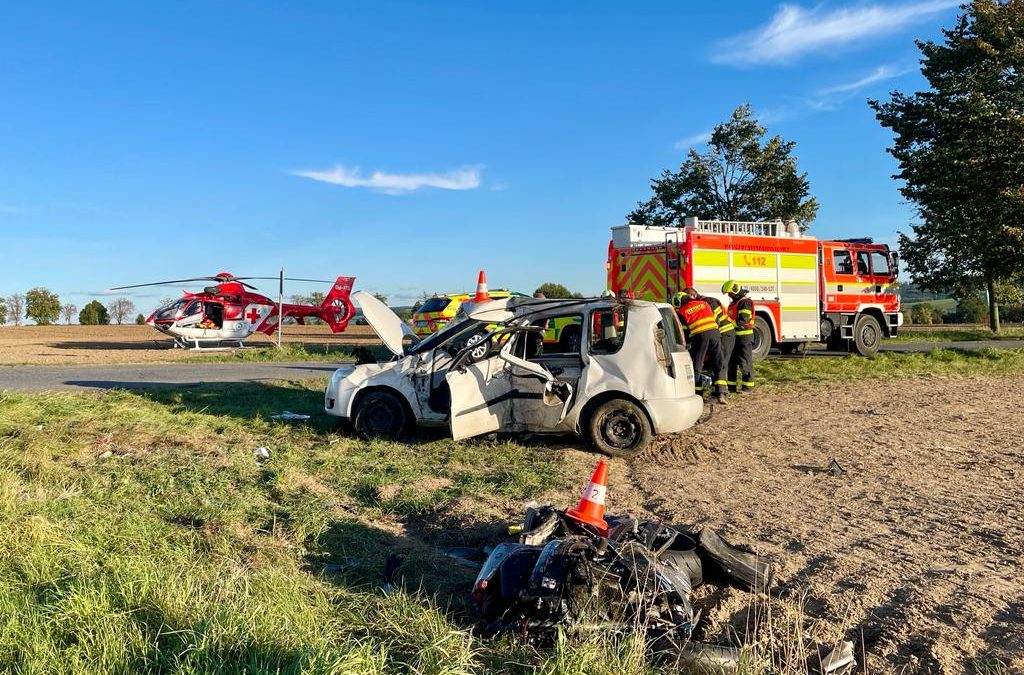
[353,390,409,441]
[584,399,652,459]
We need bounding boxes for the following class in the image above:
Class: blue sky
[0,0,962,314]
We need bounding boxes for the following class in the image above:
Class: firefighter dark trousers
[718,331,735,393]
[729,334,755,391]
[689,331,726,396]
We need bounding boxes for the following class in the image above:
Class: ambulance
[607,217,901,358]
[411,289,526,337]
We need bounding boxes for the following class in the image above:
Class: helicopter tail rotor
[317,276,357,333]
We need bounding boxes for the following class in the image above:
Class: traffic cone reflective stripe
[565,459,609,535]
[472,270,491,303]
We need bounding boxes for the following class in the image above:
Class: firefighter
[705,294,734,396]
[723,280,755,392]
[672,288,727,403]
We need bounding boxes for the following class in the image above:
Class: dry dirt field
[601,374,1022,673]
[0,324,378,365]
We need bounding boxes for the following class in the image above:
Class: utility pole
[277,267,284,348]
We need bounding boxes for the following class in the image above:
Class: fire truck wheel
[585,398,652,459]
[853,314,882,356]
[751,316,772,361]
[353,390,409,441]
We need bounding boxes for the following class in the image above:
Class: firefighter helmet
[671,292,686,308]
[722,280,740,295]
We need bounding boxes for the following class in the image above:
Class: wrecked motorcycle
[472,504,854,673]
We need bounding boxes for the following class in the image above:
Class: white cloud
[817,64,913,95]
[289,164,482,193]
[673,131,712,150]
[711,1,959,66]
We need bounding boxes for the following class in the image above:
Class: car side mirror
[891,252,900,276]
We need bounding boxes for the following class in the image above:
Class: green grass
[904,297,958,312]
[0,381,588,675]
[759,348,1024,385]
[890,327,1024,343]
[190,343,393,364]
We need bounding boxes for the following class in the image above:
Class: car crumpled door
[446,355,513,440]
[446,326,572,440]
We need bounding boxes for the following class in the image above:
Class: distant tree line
[1,290,137,326]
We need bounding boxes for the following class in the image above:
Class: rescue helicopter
[111,272,356,349]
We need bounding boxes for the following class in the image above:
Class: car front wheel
[353,390,409,441]
[584,399,652,459]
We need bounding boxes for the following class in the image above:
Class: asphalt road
[0,361,344,392]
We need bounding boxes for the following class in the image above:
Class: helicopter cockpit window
[183,301,203,317]
[154,299,188,321]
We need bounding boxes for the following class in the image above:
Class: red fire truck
[607,217,901,358]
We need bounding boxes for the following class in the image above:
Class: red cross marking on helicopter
[246,308,261,323]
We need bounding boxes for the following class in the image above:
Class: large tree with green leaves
[25,288,61,325]
[870,0,1024,332]
[533,282,582,299]
[79,300,110,326]
[629,104,818,229]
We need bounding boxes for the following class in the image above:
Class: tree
[107,297,135,325]
[910,302,934,324]
[25,288,61,325]
[79,300,110,325]
[629,104,818,229]
[135,313,147,325]
[61,303,77,324]
[870,1,1024,333]
[5,294,25,326]
[0,302,6,325]
[373,292,389,305]
[533,282,582,299]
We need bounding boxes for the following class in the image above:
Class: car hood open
[352,290,415,357]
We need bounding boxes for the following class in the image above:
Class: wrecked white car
[324,292,704,458]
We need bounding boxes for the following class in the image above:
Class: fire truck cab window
[856,251,871,276]
[870,251,891,277]
[833,250,853,275]
[590,309,628,355]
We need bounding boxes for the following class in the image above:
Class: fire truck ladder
[683,216,786,237]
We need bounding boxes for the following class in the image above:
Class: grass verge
[760,348,1024,385]
[890,327,1024,343]
[0,381,580,674]
[189,343,392,364]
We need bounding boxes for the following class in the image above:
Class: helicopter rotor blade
[109,277,220,290]
[233,276,334,283]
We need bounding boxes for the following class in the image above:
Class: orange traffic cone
[565,459,609,535]
[472,269,491,303]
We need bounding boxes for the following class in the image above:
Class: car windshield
[407,314,486,355]
[417,297,452,314]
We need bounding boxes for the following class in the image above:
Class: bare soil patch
[0,324,379,365]
[583,374,1022,673]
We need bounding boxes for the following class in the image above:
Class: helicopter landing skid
[173,337,248,351]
